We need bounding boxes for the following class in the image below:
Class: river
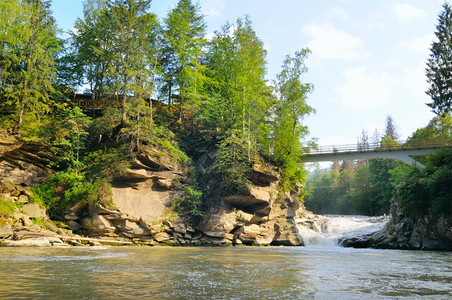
[0,216,451,299]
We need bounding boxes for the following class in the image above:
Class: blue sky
[51,0,445,147]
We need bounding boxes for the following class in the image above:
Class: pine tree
[426,2,452,115]
[384,114,399,142]
[162,0,207,121]
[2,0,59,130]
[71,0,115,99]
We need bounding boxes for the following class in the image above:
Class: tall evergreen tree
[71,0,115,98]
[384,114,399,142]
[2,0,59,130]
[162,0,207,121]
[108,0,152,122]
[426,2,452,115]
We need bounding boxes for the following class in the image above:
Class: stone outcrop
[61,152,304,246]
[0,134,54,186]
[339,191,452,250]
[1,132,306,247]
[59,146,204,245]
[197,162,304,246]
[0,179,74,247]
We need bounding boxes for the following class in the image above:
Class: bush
[214,133,252,196]
[395,148,452,216]
[171,186,204,217]
[30,169,114,220]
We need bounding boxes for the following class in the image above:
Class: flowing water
[0,216,451,299]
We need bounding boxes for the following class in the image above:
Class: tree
[426,2,452,115]
[162,0,207,120]
[2,0,59,131]
[407,113,452,144]
[384,114,399,142]
[108,0,153,123]
[273,49,314,186]
[71,0,115,98]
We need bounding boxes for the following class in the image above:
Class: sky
[51,0,446,148]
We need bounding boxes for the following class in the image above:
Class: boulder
[154,232,171,242]
[0,227,13,238]
[223,186,273,213]
[5,237,52,247]
[81,215,115,234]
[0,138,54,186]
[246,163,279,186]
[17,195,29,204]
[198,209,236,237]
[22,203,47,219]
[121,220,149,236]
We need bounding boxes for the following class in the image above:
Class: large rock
[340,192,452,250]
[246,163,279,186]
[0,135,54,186]
[81,215,115,235]
[22,203,47,219]
[198,208,237,238]
[111,181,182,223]
[4,237,52,247]
[223,185,273,213]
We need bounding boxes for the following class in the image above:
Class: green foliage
[1,0,59,130]
[407,113,452,144]
[396,148,452,216]
[0,197,17,215]
[162,0,207,117]
[214,132,252,196]
[171,186,203,216]
[31,218,45,227]
[273,49,314,189]
[84,148,130,181]
[30,169,114,220]
[305,160,396,216]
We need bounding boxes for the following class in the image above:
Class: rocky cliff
[339,190,452,250]
[1,135,306,246]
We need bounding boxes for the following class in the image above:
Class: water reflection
[0,246,451,299]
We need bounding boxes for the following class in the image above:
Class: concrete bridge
[301,141,452,167]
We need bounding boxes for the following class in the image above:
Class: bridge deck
[301,141,452,167]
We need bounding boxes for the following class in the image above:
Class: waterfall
[296,215,389,247]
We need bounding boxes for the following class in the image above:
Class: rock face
[340,192,452,250]
[0,134,54,186]
[197,162,303,246]
[1,132,306,246]
[0,179,72,247]
[62,151,304,246]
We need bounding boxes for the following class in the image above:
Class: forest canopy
[0,0,314,216]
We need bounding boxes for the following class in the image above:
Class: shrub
[171,186,204,217]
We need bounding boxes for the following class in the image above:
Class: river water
[0,216,451,299]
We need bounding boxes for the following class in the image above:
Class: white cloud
[398,62,429,101]
[302,23,369,61]
[392,3,427,24]
[200,0,226,17]
[335,66,393,111]
[397,33,435,55]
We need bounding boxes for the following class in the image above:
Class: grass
[0,198,17,215]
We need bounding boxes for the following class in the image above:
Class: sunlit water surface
[0,216,451,299]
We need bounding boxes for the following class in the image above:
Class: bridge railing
[306,139,451,155]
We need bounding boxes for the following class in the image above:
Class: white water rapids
[296,215,389,247]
